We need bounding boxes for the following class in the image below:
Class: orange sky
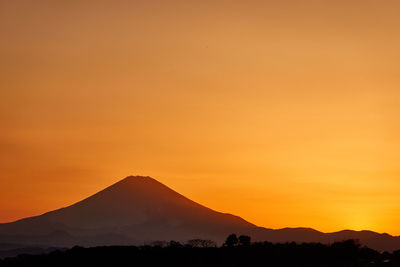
[1,1,400,235]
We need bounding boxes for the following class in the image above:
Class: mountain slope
[0,176,254,246]
[0,176,399,252]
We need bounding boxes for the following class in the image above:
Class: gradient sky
[1,1,400,235]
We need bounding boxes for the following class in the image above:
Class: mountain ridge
[1,176,399,253]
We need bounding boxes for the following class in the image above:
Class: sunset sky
[1,1,400,235]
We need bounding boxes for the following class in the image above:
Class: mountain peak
[116,175,167,187]
[105,175,178,198]
[122,175,155,181]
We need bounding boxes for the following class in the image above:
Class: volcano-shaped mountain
[0,176,253,247]
[1,176,400,252]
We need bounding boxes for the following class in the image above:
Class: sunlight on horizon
[1,0,400,236]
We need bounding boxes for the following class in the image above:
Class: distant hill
[0,176,399,253]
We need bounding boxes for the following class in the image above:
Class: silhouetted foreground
[1,237,400,267]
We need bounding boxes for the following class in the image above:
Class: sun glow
[1,0,400,235]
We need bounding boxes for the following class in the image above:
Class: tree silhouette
[224,234,238,247]
[187,239,217,248]
[168,240,183,248]
[0,238,394,267]
[238,235,251,246]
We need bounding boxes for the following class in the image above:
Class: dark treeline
[1,234,400,267]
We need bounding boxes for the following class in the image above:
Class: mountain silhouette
[0,176,253,247]
[0,176,399,252]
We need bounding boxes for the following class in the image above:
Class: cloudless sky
[1,0,400,235]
